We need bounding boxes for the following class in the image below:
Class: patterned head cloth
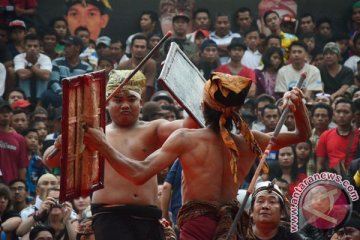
[203,72,266,183]
[106,70,146,98]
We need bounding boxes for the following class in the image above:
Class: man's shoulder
[52,57,66,66]
[118,59,132,70]
[14,53,26,60]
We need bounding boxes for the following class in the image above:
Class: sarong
[91,204,165,240]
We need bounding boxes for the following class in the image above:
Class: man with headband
[44,69,198,240]
[246,181,302,240]
[84,72,311,239]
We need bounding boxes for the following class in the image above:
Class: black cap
[228,37,247,51]
[172,12,190,23]
[63,36,83,47]
[0,101,12,111]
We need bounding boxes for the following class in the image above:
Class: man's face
[148,36,161,49]
[265,13,281,32]
[65,3,109,40]
[289,45,307,66]
[97,59,113,76]
[0,108,12,127]
[262,108,279,132]
[334,103,353,127]
[34,230,53,240]
[353,8,360,24]
[323,51,339,66]
[303,37,315,52]
[337,227,360,240]
[194,12,210,30]
[256,101,270,120]
[10,181,27,203]
[131,39,147,60]
[312,53,324,67]
[140,14,155,31]
[267,38,281,48]
[36,174,58,200]
[11,112,28,132]
[11,28,26,43]
[300,16,315,33]
[252,191,282,226]
[237,11,252,31]
[215,16,230,37]
[43,34,57,50]
[245,31,259,51]
[25,131,39,152]
[337,39,349,54]
[25,39,41,57]
[77,30,90,46]
[229,47,245,62]
[64,43,80,59]
[96,44,111,58]
[318,22,331,38]
[110,42,124,60]
[53,20,67,38]
[285,112,295,131]
[172,18,189,37]
[202,46,219,63]
[312,108,330,131]
[108,91,141,127]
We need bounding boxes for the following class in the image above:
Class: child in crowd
[295,141,312,175]
[21,128,47,197]
[96,57,114,83]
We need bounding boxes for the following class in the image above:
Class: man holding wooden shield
[84,72,311,239]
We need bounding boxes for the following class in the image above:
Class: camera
[52,201,64,209]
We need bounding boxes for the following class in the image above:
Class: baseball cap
[228,37,247,50]
[200,39,217,51]
[96,36,111,47]
[150,91,174,104]
[0,100,12,111]
[323,42,340,56]
[282,14,296,23]
[11,99,31,110]
[172,12,190,22]
[141,101,169,121]
[9,20,26,30]
[63,36,83,47]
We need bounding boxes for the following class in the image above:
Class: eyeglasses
[10,186,26,192]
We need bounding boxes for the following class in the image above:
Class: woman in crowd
[255,47,284,98]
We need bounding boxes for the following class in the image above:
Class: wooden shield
[60,70,106,202]
[158,42,206,127]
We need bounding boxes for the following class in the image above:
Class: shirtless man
[43,70,197,240]
[84,72,311,239]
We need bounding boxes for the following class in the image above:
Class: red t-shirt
[0,131,28,183]
[316,128,359,168]
[289,173,307,197]
[214,64,256,83]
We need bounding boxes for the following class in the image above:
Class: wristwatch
[26,62,33,68]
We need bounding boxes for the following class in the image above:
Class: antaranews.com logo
[290,172,359,233]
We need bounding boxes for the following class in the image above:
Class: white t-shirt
[241,49,262,70]
[0,63,6,97]
[275,63,322,93]
[344,55,360,74]
[14,53,52,72]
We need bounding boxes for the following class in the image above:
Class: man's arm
[317,156,326,173]
[84,128,185,185]
[331,84,349,101]
[31,64,51,80]
[161,182,173,221]
[253,89,311,150]
[16,68,33,80]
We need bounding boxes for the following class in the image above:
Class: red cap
[195,29,209,39]
[11,99,31,109]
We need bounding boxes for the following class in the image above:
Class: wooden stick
[105,31,173,103]
[225,72,307,240]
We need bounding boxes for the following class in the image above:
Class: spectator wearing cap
[14,34,52,104]
[281,14,297,35]
[118,35,157,101]
[195,39,220,80]
[0,100,28,184]
[141,101,169,121]
[275,41,322,102]
[95,35,111,59]
[41,35,93,108]
[263,10,298,60]
[246,181,302,240]
[320,42,354,100]
[7,19,27,57]
[64,0,111,40]
[241,28,262,70]
[170,12,198,59]
[186,8,211,43]
[215,37,256,96]
[210,13,241,64]
[125,10,160,56]
[151,90,174,107]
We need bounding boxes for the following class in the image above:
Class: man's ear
[100,14,109,28]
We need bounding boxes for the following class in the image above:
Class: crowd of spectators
[0,0,360,239]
